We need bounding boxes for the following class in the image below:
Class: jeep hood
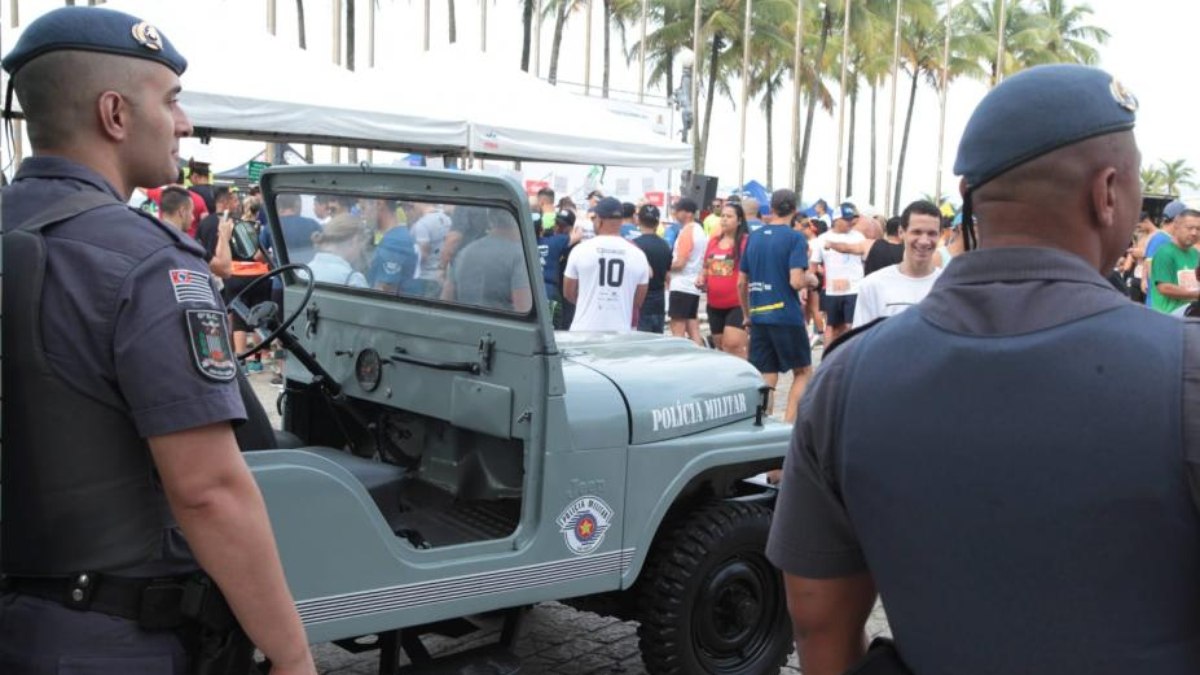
[558,332,765,445]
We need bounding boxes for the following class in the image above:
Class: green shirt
[1150,241,1200,314]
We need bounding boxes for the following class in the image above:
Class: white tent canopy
[7,1,691,170]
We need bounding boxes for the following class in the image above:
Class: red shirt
[144,186,208,238]
[703,235,746,309]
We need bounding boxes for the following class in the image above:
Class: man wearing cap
[667,197,708,345]
[768,64,1200,675]
[1143,199,1186,307]
[738,189,813,422]
[633,203,672,333]
[564,197,651,332]
[810,202,867,344]
[0,7,314,674]
[537,208,578,323]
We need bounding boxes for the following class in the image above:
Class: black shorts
[749,323,812,373]
[707,305,745,335]
[668,291,701,320]
[223,275,271,332]
[822,294,857,326]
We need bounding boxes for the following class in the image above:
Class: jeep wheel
[636,501,792,675]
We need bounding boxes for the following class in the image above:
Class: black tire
[636,501,792,675]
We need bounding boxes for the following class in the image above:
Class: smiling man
[851,200,944,327]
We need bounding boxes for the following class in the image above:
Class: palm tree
[796,2,834,197]
[1142,167,1168,195]
[449,0,458,43]
[1030,0,1108,65]
[962,0,1042,85]
[742,0,797,187]
[602,0,640,98]
[547,0,587,85]
[1159,160,1197,196]
[629,0,692,107]
[522,0,536,71]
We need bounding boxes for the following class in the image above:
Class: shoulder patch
[170,269,216,305]
[186,309,237,381]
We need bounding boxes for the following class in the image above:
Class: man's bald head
[972,130,1141,269]
[15,50,158,152]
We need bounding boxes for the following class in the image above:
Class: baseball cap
[594,197,624,219]
[637,204,661,224]
[555,208,576,228]
[1164,199,1188,222]
[770,189,797,216]
[673,197,699,214]
[836,202,859,221]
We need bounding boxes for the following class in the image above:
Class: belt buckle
[65,573,94,610]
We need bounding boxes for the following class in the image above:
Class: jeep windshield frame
[260,166,543,323]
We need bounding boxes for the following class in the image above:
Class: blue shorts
[822,294,857,326]
[749,323,812,374]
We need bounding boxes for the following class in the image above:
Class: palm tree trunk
[847,78,857,200]
[797,6,832,197]
[548,1,569,84]
[697,33,721,175]
[522,0,534,71]
[449,0,458,44]
[765,90,775,188]
[893,66,920,215]
[296,0,307,49]
[869,82,877,207]
[602,0,612,97]
[346,0,355,71]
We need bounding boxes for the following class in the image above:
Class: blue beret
[954,64,1136,189]
[3,7,186,76]
[594,197,624,219]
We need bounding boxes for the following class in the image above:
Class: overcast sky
[5,0,1188,207]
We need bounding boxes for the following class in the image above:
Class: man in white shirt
[811,203,866,344]
[667,197,708,345]
[853,200,944,327]
[564,197,651,332]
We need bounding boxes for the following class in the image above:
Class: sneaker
[270,373,283,385]
[246,360,264,373]
[810,333,824,348]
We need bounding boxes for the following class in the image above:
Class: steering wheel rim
[228,263,315,360]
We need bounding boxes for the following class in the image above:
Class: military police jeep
[243,166,794,674]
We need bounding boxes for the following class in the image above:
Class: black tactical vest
[840,304,1200,674]
[1,192,176,576]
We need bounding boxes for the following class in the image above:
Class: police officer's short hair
[900,201,942,230]
[160,186,191,217]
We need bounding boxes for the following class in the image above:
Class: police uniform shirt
[767,246,1200,674]
[4,157,247,439]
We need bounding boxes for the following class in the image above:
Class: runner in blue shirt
[739,188,813,423]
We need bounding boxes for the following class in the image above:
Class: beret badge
[131,21,163,52]
[1109,77,1138,113]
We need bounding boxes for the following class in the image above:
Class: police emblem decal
[1110,77,1138,113]
[131,22,164,51]
[556,496,613,556]
[186,309,237,381]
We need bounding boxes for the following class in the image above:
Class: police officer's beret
[3,7,187,76]
[954,64,1137,189]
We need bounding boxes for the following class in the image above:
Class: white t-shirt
[852,263,942,327]
[812,230,866,296]
[668,221,708,295]
[565,235,651,332]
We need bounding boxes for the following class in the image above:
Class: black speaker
[680,171,719,208]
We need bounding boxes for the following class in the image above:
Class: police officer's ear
[96,88,134,143]
[1090,165,1120,232]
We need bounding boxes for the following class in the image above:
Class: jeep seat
[300,447,407,527]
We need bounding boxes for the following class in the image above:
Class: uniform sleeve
[564,246,581,280]
[789,232,809,270]
[766,348,868,578]
[112,247,246,438]
[1182,322,1200,512]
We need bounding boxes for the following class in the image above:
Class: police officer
[767,64,1200,675]
[0,7,315,675]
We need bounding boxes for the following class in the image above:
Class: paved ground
[246,337,888,674]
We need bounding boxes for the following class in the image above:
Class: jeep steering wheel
[227,263,315,360]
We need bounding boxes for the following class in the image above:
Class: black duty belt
[1,573,190,630]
